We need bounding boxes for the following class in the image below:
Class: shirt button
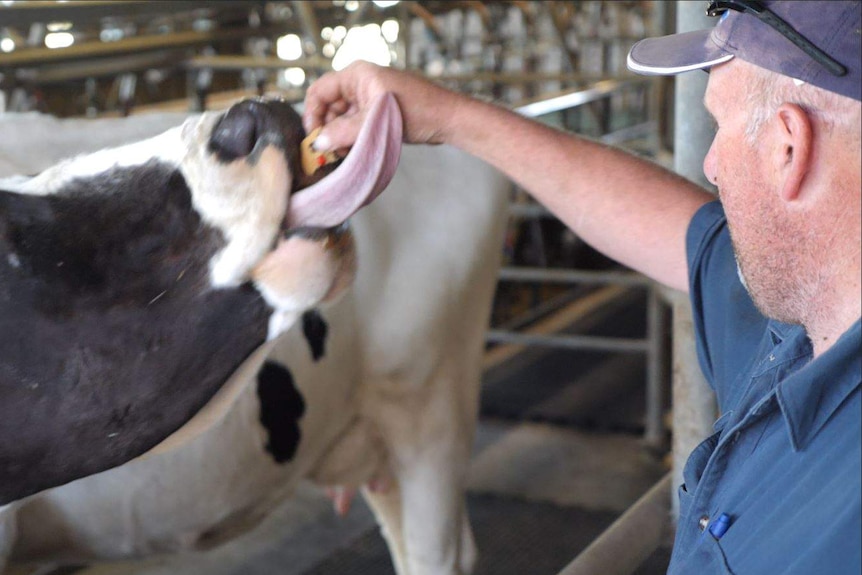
[699,515,710,531]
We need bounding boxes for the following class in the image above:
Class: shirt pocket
[677,481,694,524]
[682,430,721,494]
[670,531,736,575]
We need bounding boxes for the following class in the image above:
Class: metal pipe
[0,27,273,67]
[599,120,657,146]
[497,266,652,288]
[439,71,629,86]
[0,1,259,28]
[556,473,673,575]
[643,287,667,449]
[515,78,652,118]
[13,51,181,84]
[483,286,630,372]
[485,331,649,354]
[184,55,331,71]
[492,288,586,332]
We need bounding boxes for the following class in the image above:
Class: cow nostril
[209,106,258,161]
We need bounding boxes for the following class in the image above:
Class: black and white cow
[0,99,509,575]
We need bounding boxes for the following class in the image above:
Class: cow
[0,99,509,575]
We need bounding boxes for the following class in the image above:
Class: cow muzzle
[179,95,397,331]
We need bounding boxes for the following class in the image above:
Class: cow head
[0,95,401,504]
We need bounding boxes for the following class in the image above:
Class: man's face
[702,61,807,324]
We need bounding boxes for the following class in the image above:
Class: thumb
[313,113,365,153]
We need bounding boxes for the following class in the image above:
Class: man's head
[701,59,860,326]
[628,1,861,344]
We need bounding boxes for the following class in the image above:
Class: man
[303,1,861,573]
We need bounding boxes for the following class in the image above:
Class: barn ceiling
[0,1,665,116]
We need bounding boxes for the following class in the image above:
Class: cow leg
[364,471,476,575]
[458,509,478,575]
[364,369,478,575]
[361,483,409,575]
[0,505,17,572]
[397,444,472,575]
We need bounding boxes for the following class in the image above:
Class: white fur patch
[0,126,186,196]
[0,109,294,292]
[267,310,303,341]
[179,111,290,288]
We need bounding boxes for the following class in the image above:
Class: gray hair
[743,64,861,144]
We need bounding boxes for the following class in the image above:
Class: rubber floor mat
[302,493,619,575]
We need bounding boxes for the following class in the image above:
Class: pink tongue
[286,93,402,229]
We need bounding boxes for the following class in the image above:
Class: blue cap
[627,1,862,101]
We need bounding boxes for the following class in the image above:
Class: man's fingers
[303,67,360,131]
[312,113,365,152]
[328,99,350,118]
[303,61,400,150]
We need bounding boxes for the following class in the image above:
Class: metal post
[670,0,719,520]
[643,286,666,449]
[669,292,716,518]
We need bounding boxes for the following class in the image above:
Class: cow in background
[0,104,509,575]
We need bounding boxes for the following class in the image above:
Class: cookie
[300,127,339,176]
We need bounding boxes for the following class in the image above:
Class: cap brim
[627,29,734,75]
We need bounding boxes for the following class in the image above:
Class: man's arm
[304,62,714,292]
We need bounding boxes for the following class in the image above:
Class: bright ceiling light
[283,67,306,87]
[331,26,347,44]
[277,33,303,60]
[47,21,73,32]
[332,24,390,71]
[373,1,400,7]
[0,38,14,53]
[45,32,74,49]
[381,19,399,43]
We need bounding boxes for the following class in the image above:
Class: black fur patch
[302,310,328,362]
[256,361,305,464]
[0,161,271,504]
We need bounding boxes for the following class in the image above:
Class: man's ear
[774,103,813,202]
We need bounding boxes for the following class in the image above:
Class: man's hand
[303,61,466,152]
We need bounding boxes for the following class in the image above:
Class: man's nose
[702,141,719,186]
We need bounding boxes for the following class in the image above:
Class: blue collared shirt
[668,201,861,575]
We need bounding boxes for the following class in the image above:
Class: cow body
[0,110,509,575]
[0,98,373,507]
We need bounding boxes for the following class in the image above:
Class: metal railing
[489,76,669,449]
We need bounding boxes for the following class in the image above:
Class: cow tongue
[285,93,402,229]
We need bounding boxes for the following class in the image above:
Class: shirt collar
[775,318,862,451]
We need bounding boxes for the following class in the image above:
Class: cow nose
[209,104,259,161]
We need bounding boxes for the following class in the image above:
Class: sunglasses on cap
[706,0,848,77]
